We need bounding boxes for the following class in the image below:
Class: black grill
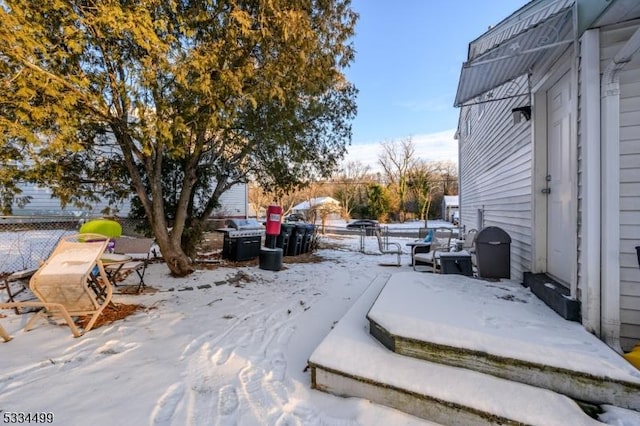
[220,219,264,261]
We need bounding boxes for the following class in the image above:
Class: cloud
[343,129,458,170]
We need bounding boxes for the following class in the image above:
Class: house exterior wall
[599,20,640,350]
[215,184,248,218]
[11,185,132,217]
[12,183,248,219]
[458,76,533,281]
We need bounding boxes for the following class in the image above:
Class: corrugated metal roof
[455,0,575,107]
[468,0,575,61]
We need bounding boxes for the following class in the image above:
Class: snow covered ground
[1,229,639,425]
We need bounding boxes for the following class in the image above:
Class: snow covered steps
[309,272,640,425]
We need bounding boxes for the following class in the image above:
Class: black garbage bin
[300,224,315,253]
[475,226,511,279]
[287,224,304,256]
[277,223,294,255]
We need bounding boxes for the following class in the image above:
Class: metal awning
[454,0,575,107]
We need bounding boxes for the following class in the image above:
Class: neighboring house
[292,196,341,213]
[441,195,459,222]
[11,183,248,219]
[455,0,640,352]
[292,196,342,220]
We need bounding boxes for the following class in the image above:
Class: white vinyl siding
[12,185,132,217]
[458,76,533,281]
[214,184,247,218]
[13,182,248,219]
[600,20,640,350]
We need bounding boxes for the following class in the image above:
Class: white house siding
[12,185,132,217]
[600,20,640,349]
[12,182,248,219]
[214,184,247,218]
[458,77,533,281]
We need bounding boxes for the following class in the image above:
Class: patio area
[310,271,640,425]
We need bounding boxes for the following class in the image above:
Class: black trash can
[475,226,511,279]
[301,224,315,253]
[287,224,304,256]
[277,223,294,255]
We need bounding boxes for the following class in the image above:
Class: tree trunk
[151,220,195,277]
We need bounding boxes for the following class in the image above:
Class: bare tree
[408,160,442,228]
[248,182,273,219]
[438,160,460,195]
[378,138,416,222]
[333,161,371,218]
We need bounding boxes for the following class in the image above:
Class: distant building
[292,196,341,221]
[441,195,459,222]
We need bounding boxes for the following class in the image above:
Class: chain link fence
[0,216,147,274]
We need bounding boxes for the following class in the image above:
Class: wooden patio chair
[0,233,112,340]
[0,323,11,342]
[412,227,452,272]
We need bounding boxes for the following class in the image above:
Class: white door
[546,72,573,284]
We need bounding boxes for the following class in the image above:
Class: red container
[265,205,283,235]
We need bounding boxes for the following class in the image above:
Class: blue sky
[343,0,529,167]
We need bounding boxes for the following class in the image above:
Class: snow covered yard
[0,233,430,425]
[1,230,639,425]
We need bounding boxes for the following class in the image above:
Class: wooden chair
[0,233,112,340]
[0,322,11,342]
[106,237,154,292]
[413,228,452,272]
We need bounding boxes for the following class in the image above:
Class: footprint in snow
[216,385,239,426]
[149,382,185,426]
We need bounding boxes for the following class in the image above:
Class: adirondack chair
[0,233,112,339]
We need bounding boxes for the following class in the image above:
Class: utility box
[475,226,511,279]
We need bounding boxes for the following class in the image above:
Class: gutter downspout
[600,26,640,353]
[580,29,601,337]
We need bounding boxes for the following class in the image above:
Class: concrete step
[365,272,640,411]
[309,274,602,425]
